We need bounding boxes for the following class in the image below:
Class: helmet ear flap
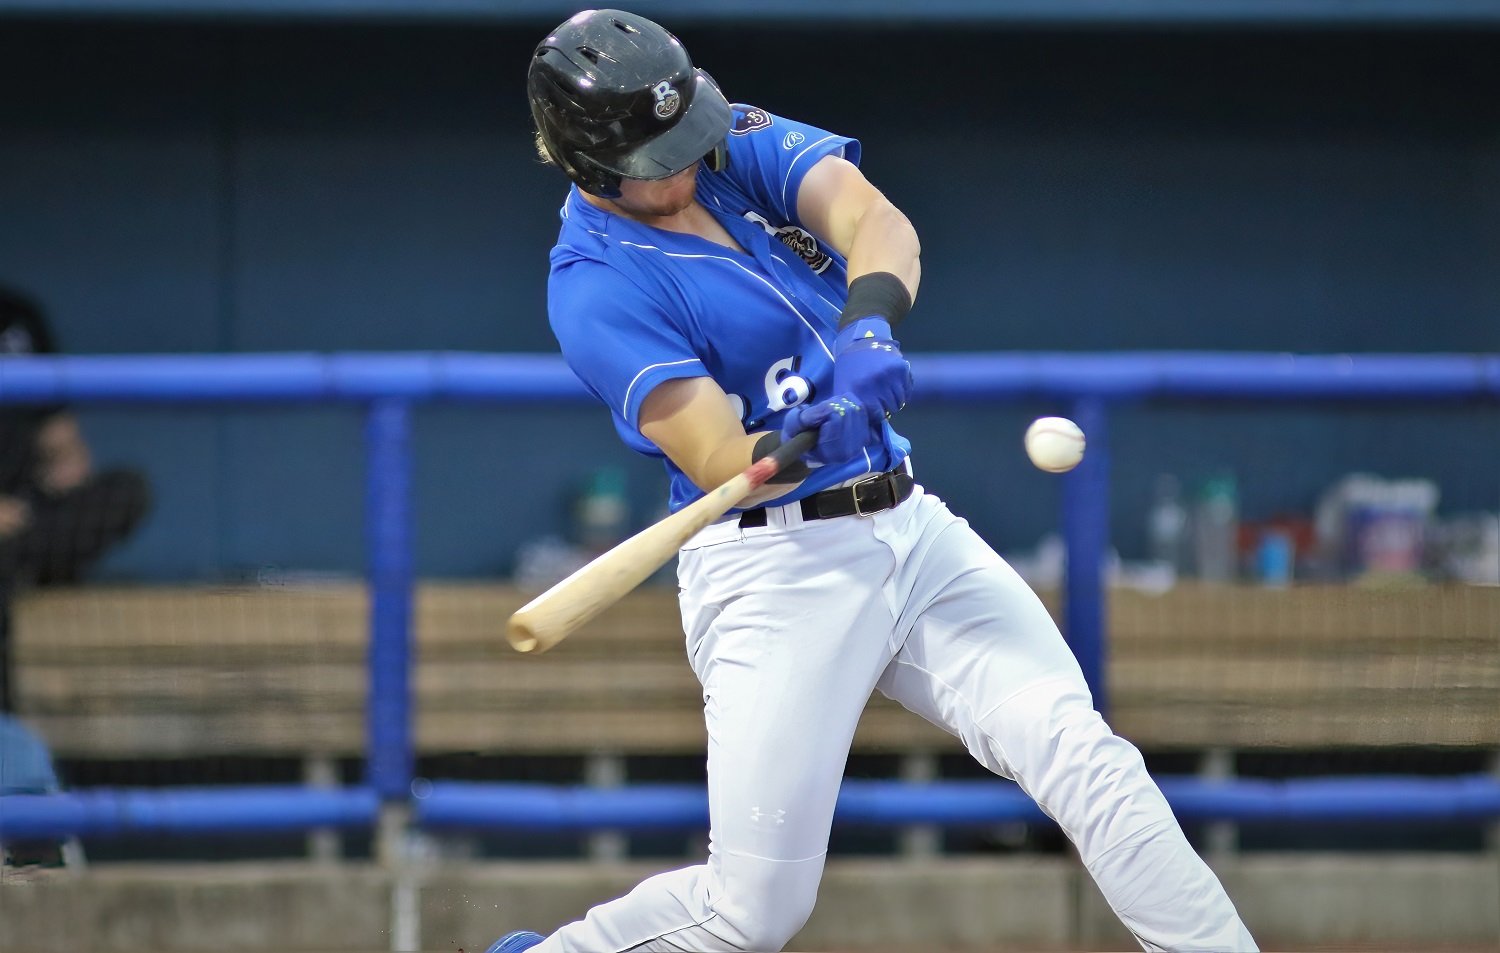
[573,152,624,198]
[534,106,618,197]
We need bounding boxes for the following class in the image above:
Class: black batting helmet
[527,9,732,198]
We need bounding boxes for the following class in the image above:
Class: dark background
[1,19,1496,578]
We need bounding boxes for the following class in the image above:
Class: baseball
[1025,416,1086,473]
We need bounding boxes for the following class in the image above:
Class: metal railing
[1,351,1497,842]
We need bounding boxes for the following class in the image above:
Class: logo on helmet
[652,81,681,120]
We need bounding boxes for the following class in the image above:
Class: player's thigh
[679,525,898,857]
[877,498,1090,755]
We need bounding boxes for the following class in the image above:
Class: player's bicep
[796,154,890,259]
[638,376,754,492]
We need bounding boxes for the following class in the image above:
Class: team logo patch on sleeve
[731,105,773,136]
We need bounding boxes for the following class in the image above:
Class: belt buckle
[851,473,886,517]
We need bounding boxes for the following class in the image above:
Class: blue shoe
[486,931,545,953]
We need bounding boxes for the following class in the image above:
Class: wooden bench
[13,582,1500,760]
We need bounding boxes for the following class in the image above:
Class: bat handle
[769,429,816,470]
[743,429,815,490]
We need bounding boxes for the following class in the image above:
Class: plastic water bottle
[1147,474,1189,575]
[575,467,629,552]
[1256,529,1294,588]
[1194,475,1239,583]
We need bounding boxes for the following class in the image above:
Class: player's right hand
[833,318,913,423]
[779,394,874,467]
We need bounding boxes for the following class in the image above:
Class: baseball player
[489,9,1257,953]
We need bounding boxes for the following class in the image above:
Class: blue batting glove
[833,317,914,421]
[779,395,875,467]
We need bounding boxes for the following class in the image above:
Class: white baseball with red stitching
[1025,416,1086,473]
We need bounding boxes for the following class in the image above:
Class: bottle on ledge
[1147,473,1189,579]
[1194,474,1239,583]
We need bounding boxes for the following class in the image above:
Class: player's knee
[978,681,1147,799]
[709,860,821,951]
[980,681,1170,850]
[714,898,815,952]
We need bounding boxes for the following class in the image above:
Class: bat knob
[507,617,540,653]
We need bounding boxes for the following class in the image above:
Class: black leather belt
[738,464,914,528]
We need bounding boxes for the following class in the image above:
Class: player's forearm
[843,199,921,304]
[695,431,808,507]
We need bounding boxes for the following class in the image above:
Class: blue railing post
[364,398,414,803]
[1062,397,1110,716]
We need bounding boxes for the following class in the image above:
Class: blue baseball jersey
[547,105,911,513]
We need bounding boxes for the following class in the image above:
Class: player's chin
[657,178,699,211]
[618,164,698,214]
[639,193,696,217]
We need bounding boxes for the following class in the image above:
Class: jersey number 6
[764,356,813,412]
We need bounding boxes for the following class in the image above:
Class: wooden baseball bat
[507,430,816,654]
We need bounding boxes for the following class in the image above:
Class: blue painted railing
[0,351,1497,842]
[10,774,1500,840]
[409,774,1500,832]
[0,787,381,838]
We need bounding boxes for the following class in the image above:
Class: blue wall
[1,22,1497,577]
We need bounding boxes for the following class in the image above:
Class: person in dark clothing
[0,286,151,713]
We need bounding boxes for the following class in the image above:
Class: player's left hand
[833,317,913,422]
[779,394,876,467]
